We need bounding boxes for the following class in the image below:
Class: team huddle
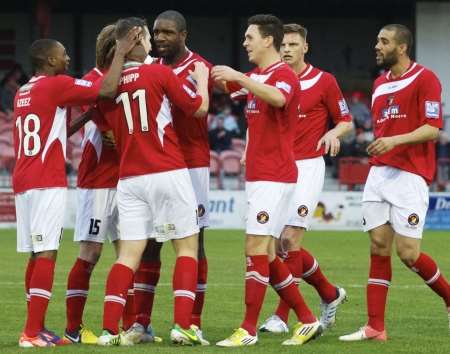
[12,10,450,348]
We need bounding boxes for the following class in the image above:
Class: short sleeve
[418,70,443,128]
[323,74,353,124]
[54,75,101,107]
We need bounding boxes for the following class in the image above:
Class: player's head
[244,14,283,64]
[375,24,413,68]
[96,24,116,70]
[30,39,70,75]
[153,10,187,60]
[281,23,308,67]
[115,17,150,62]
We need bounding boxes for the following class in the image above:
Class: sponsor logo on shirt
[275,81,291,94]
[425,101,440,119]
[378,104,406,123]
[74,79,93,87]
[338,99,350,115]
[183,84,197,98]
[246,98,259,114]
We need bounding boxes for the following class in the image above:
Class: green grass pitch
[0,229,449,353]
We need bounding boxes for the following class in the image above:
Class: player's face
[281,32,307,67]
[243,25,267,64]
[375,29,399,69]
[153,19,185,59]
[49,42,70,74]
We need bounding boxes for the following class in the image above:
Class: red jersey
[97,62,202,179]
[295,64,352,160]
[228,61,298,183]
[371,62,443,184]
[13,75,101,194]
[157,50,212,168]
[76,68,119,189]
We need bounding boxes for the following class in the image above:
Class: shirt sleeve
[266,69,296,107]
[418,70,443,128]
[161,67,203,117]
[91,106,111,132]
[323,74,353,124]
[53,75,101,107]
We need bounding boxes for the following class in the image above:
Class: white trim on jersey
[372,68,424,106]
[300,64,313,78]
[42,106,67,162]
[81,121,103,162]
[93,67,104,76]
[155,95,173,146]
[249,72,273,83]
[300,72,323,91]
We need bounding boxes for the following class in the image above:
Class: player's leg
[340,166,393,342]
[188,167,210,334]
[65,188,115,344]
[126,239,163,343]
[18,188,69,347]
[98,177,151,346]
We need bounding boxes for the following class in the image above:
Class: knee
[79,243,102,264]
[396,247,419,267]
[370,236,390,255]
[280,226,302,252]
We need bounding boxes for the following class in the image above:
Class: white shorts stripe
[273,274,294,290]
[425,269,441,285]
[302,259,318,278]
[174,289,196,301]
[104,295,126,306]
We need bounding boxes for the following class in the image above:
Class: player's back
[98,62,202,179]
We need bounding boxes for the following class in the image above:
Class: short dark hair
[29,38,59,73]
[382,24,413,55]
[115,17,147,40]
[283,23,308,41]
[156,10,187,32]
[248,14,284,51]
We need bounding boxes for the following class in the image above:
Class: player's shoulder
[82,67,104,81]
[141,62,172,74]
[272,62,297,79]
[191,51,213,68]
[416,63,440,83]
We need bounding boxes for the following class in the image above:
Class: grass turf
[0,229,449,353]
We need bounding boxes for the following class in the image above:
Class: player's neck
[257,50,281,70]
[290,60,307,75]
[34,69,55,77]
[164,46,188,67]
[389,57,412,79]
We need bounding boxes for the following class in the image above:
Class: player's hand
[189,61,209,83]
[367,136,397,156]
[240,155,246,166]
[317,131,340,156]
[211,65,241,82]
[115,26,143,56]
[102,130,116,148]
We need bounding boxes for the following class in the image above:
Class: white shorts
[362,166,429,239]
[117,169,199,241]
[15,188,66,253]
[287,157,325,229]
[246,181,295,238]
[188,167,209,228]
[74,188,119,243]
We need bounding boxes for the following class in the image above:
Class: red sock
[103,263,134,334]
[411,253,450,306]
[134,261,161,329]
[241,255,269,336]
[301,248,337,303]
[122,286,136,331]
[25,258,36,312]
[65,258,95,332]
[192,257,208,328]
[367,255,391,332]
[173,256,197,329]
[270,257,315,324]
[274,251,302,323]
[24,258,55,337]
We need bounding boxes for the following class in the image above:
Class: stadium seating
[338,157,370,190]
[231,138,246,155]
[436,157,450,191]
[220,150,244,189]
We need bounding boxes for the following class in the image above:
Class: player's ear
[304,42,309,55]
[264,35,274,49]
[180,30,187,42]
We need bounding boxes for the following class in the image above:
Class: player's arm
[317,121,353,157]
[188,61,210,117]
[67,109,93,137]
[367,124,439,156]
[98,26,142,99]
[211,65,286,108]
[240,129,249,166]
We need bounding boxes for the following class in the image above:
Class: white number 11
[116,89,148,134]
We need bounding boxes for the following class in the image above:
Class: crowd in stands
[1,63,449,190]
